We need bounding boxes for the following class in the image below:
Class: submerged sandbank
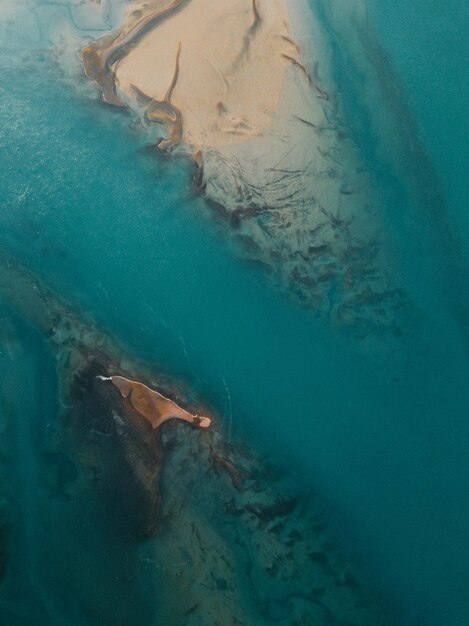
[81,0,404,342]
[0,255,396,624]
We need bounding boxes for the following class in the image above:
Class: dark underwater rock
[69,355,165,538]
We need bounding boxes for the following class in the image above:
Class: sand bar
[104,374,211,429]
[82,0,403,340]
[83,0,305,151]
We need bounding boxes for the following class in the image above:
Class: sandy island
[82,0,304,151]
[98,374,211,430]
[82,0,402,340]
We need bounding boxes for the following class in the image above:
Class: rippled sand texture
[0,257,395,624]
[82,0,404,342]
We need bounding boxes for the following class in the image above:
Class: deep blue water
[0,1,468,625]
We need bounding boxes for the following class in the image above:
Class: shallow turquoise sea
[0,1,468,624]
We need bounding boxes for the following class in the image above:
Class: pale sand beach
[83,0,306,151]
[115,0,297,151]
[82,0,403,340]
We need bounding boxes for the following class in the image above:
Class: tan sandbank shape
[81,0,403,339]
[98,374,211,430]
[82,0,303,152]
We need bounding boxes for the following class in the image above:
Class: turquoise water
[0,1,468,624]
[370,0,469,257]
